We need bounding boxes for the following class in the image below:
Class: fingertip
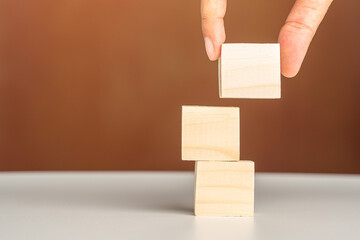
[281,68,298,78]
[204,37,223,61]
[204,37,216,61]
[213,39,224,60]
[280,48,301,78]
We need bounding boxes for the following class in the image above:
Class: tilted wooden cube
[195,161,254,216]
[219,43,281,99]
[181,106,239,161]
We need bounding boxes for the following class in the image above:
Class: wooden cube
[219,43,281,99]
[194,161,254,216]
[182,106,239,161]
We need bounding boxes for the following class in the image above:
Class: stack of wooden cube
[181,43,281,216]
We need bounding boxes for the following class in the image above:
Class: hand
[201,0,333,78]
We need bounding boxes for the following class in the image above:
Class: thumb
[278,0,333,78]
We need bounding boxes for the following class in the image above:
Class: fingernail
[204,37,215,60]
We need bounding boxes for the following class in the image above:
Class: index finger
[201,0,227,61]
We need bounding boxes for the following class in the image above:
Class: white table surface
[0,172,359,240]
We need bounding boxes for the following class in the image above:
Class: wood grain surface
[219,43,281,99]
[195,160,255,216]
[182,106,240,161]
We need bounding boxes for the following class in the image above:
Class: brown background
[0,0,359,173]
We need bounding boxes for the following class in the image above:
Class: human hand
[201,0,333,77]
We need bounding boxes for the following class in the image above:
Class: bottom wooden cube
[194,161,254,216]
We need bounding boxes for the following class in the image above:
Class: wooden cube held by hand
[219,43,281,99]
